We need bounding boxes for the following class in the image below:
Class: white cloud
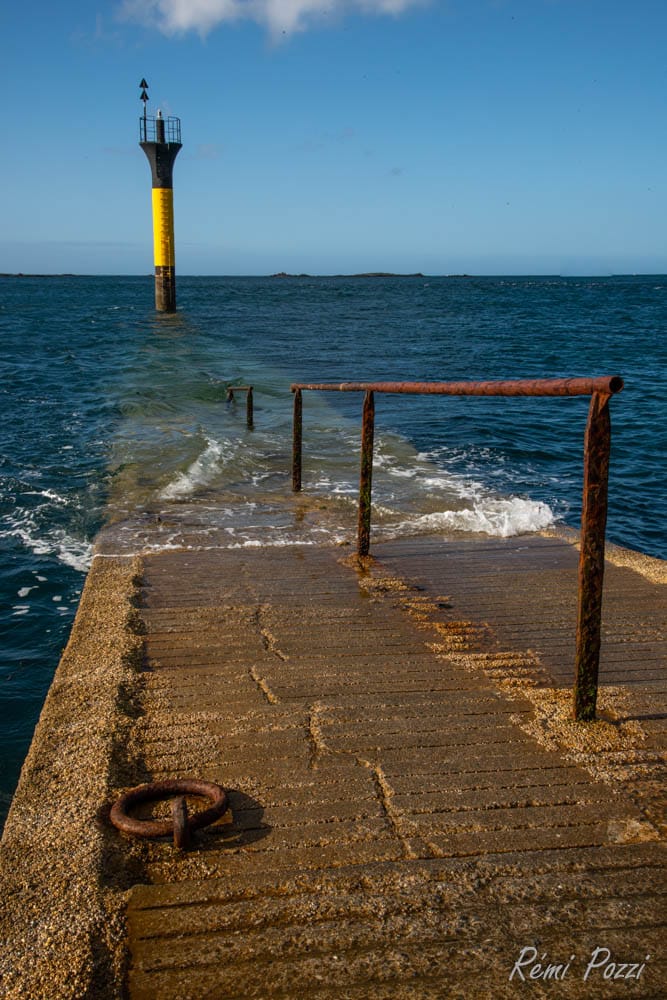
[120,0,426,38]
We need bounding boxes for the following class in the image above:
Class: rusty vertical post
[357,390,375,556]
[573,391,612,721]
[292,389,302,491]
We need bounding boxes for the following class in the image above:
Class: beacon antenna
[138,79,182,312]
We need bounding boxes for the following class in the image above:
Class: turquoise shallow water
[1,273,665,827]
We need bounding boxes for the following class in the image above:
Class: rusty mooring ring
[110,779,229,848]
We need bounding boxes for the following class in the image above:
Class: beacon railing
[139,114,182,144]
[290,376,624,721]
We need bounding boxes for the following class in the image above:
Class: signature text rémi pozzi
[509,946,651,983]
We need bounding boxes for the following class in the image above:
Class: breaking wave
[387,496,555,540]
[158,437,240,500]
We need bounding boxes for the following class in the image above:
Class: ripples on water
[1,273,665,825]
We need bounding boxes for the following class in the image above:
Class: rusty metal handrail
[292,377,623,397]
[227,385,254,428]
[290,376,624,721]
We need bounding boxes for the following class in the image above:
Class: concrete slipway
[0,522,664,999]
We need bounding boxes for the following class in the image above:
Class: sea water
[1,274,665,828]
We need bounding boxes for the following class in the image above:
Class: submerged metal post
[573,390,612,721]
[357,390,375,556]
[292,388,303,492]
[226,386,254,428]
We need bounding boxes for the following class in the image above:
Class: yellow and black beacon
[139,79,182,312]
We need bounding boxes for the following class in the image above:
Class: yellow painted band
[152,188,175,268]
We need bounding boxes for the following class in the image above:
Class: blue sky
[1,0,665,275]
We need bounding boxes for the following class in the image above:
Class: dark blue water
[1,274,665,828]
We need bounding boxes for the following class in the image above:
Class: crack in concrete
[252,602,289,662]
[249,666,280,705]
[260,627,289,662]
[306,701,436,859]
[361,760,419,859]
[307,702,329,770]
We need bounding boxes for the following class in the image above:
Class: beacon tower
[139,80,182,312]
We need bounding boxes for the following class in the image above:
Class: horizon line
[2,271,665,279]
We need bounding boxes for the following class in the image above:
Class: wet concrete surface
[1,533,665,998]
[126,537,665,998]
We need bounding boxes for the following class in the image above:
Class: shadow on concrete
[199,789,272,849]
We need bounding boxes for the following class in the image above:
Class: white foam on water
[54,536,93,571]
[225,537,331,549]
[419,474,481,500]
[318,430,560,542]
[385,466,418,479]
[17,586,36,598]
[12,606,29,616]
[94,536,339,557]
[133,541,187,553]
[98,423,561,555]
[24,489,69,504]
[158,437,238,500]
[388,496,554,539]
[3,523,93,572]
[366,435,502,506]
[2,485,94,573]
[312,477,357,497]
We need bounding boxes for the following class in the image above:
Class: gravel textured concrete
[0,556,146,999]
[1,534,664,999]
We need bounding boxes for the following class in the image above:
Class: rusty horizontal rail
[291,376,624,397]
[290,376,624,722]
[226,385,254,428]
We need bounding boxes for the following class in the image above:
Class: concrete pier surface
[1,529,664,998]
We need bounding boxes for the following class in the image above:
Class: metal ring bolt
[110,779,229,850]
